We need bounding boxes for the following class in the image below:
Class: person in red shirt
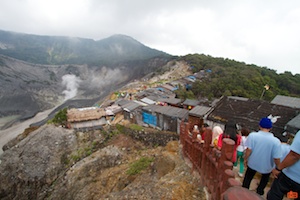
[217,120,241,163]
[200,123,209,141]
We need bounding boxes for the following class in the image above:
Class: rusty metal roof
[67,107,106,122]
[207,96,300,140]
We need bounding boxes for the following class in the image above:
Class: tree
[48,108,68,126]
[179,54,300,100]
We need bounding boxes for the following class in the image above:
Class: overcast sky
[1,0,300,74]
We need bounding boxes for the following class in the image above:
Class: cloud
[1,0,300,74]
[62,74,82,101]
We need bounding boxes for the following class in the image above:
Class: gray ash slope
[0,31,172,128]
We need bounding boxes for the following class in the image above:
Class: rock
[0,124,205,199]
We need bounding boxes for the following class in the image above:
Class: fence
[179,121,263,200]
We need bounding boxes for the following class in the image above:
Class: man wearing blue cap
[242,117,282,196]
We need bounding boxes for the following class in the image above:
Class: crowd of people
[192,117,300,200]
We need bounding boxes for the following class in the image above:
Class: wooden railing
[179,121,264,200]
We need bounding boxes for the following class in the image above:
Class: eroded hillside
[0,54,170,129]
[0,124,205,200]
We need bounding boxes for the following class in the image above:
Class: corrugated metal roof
[142,105,188,119]
[146,95,160,101]
[141,97,156,105]
[136,88,170,99]
[115,99,131,107]
[228,96,249,101]
[183,99,200,106]
[133,100,147,106]
[189,105,212,117]
[286,114,300,128]
[271,95,300,109]
[161,84,176,91]
[105,105,122,114]
[157,97,182,105]
[285,114,300,135]
[122,101,141,112]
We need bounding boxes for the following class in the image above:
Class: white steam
[88,67,127,89]
[62,74,82,101]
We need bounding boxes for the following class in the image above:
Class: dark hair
[223,120,238,143]
[241,127,250,136]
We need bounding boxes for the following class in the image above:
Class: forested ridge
[179,54,300,101]
[0,30,170,65]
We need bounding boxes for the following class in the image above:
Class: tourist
[242,117,281,196]
[200,123,209,140]
[234,126,250,177]
[191,125,200,140]
[267,130,300,200]
[211,125,223,147]
[217,120,241,163]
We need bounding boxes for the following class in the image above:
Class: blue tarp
[188,75,196,80]
[142,112,157,126]
[156,87,164,92]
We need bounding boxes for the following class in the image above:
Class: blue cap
[259,117,272,129]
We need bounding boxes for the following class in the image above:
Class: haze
[1,0,300,74]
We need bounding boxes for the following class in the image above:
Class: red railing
[180,121,263,200]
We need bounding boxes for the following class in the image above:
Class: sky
[1,0,300,75]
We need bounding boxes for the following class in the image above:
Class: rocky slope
[0,124,205,200]
[0,54,170,129]
[0,30,172,128]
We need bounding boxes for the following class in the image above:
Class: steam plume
[62,74,81,101]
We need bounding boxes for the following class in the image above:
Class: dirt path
[0,106,58,156]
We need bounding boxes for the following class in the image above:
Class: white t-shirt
[236,136,247,152]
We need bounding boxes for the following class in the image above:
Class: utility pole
[260,84,270,100]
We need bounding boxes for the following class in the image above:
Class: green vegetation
[69,143,97,164]
[0,30,170,65]
[47,108,67,126]
[179,54,300,101]
[174,84,196,100]
[126,157,154,175]
[60,153,70,165]
[102,129,119,139]
[116,124,125,133]
[129,124,143,131]
[101,126,122,141]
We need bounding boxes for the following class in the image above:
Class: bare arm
[272,150,300,178]
[278,150,300,170]
[274,158,280,167]
[244,148,252,167]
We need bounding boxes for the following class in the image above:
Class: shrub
[48,108,67,126]
[126,157,154,175]
[129,124,143,131]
